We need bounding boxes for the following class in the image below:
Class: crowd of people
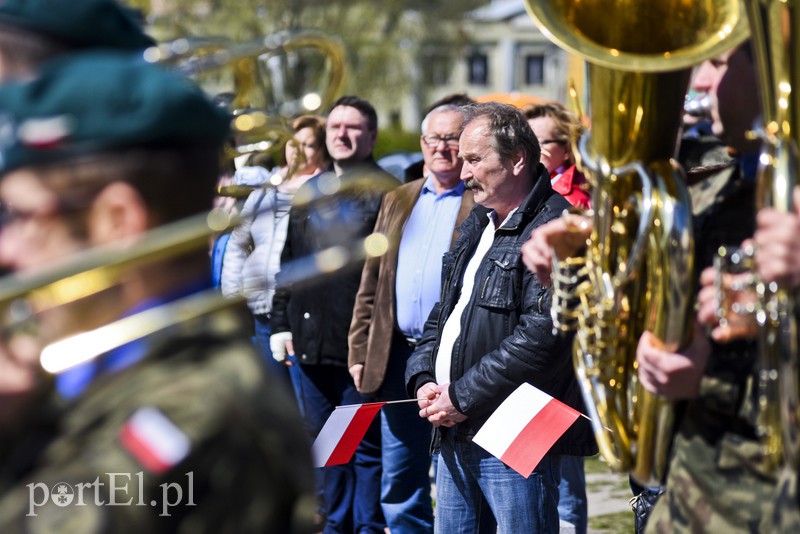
[1,1,800,534]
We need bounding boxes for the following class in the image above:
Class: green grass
[589,510,635,533]
[584,453,636,533]
[586,477,630,494]
[584,454,614,475]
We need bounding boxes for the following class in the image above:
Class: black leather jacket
[406,164,597,456]
[271,160,397,366]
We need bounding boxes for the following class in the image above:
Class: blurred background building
[128,0,582,146]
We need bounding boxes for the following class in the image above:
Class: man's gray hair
[421,104,464,135]
[460,102,541,168]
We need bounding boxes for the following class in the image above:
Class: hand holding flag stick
[417,382,467,428]
[311,383,592,475]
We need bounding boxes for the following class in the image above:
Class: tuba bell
[524,0,748,486]
[147,30,345,117]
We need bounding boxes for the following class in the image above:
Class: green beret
[0,0,154,50]
[0,52,232,173]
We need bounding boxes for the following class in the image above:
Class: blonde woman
[221,115,330,384]
[523,101,591,210]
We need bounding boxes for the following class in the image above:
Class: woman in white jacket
[222,115,329,385]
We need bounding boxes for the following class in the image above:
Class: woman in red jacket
[523,101,591,210]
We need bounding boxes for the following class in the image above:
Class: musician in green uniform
[751,180,800,534]
[523,42,777,533]
[631,42,776,533]
[0,52,316,533]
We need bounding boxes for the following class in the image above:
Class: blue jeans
[377,335,434,533]
[557,456,587,534]
[436,430,561,534]
[293,362,384,534]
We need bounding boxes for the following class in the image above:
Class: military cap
[0,52,232,173]
[0,0,155,50]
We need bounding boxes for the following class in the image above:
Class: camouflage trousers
[768,466,800,533]
[646,431,776,533]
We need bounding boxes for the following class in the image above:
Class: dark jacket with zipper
[405,163,597,456]
[271,160,398,367]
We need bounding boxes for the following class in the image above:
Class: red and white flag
[119,406,191,474]
[473,383,580,478]
[312,402,386,467]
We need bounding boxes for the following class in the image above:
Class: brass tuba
[524,0,748,486]
[744,0,800,469]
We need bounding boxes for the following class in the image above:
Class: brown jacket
[348,178,474,395]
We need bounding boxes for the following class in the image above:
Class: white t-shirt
[434,209,517,385]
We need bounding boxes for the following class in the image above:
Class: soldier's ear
[87,181,149,245]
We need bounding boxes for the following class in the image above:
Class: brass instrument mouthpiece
[684,94,711,119]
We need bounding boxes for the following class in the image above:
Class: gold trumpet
[0,209,240,374]
[149,29,346,166]
[525,0,748,486]
[744,0,800,470]
[7,179,397,376]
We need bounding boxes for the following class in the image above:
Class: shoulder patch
[119,407,191,474]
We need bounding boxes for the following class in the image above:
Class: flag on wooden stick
[311,402,386,467]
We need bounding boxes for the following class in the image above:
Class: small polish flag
[312,402,386,467]
[119,406,191,474]
[473,383,580,478]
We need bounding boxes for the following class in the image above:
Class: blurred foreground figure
[638,43,774,534]
[0,0,153,82]
[0,53,316,533]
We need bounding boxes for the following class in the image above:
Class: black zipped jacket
[271,160,397,366]
[405,164,597,456]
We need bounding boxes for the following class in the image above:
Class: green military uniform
[0,51,317,533]
[647,158,778,533]
[769,467,800,532]
[0,306,317,534]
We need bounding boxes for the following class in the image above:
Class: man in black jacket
[270,96,397,534]
[405,102,596,534]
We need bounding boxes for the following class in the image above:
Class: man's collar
[422,175,466,196]
[488,207,519,229]
[506,164,556,223]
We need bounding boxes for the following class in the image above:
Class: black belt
[395,330,420,350]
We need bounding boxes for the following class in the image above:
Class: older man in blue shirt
[348,104,474,533]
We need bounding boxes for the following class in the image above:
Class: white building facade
[398,0,581,130]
